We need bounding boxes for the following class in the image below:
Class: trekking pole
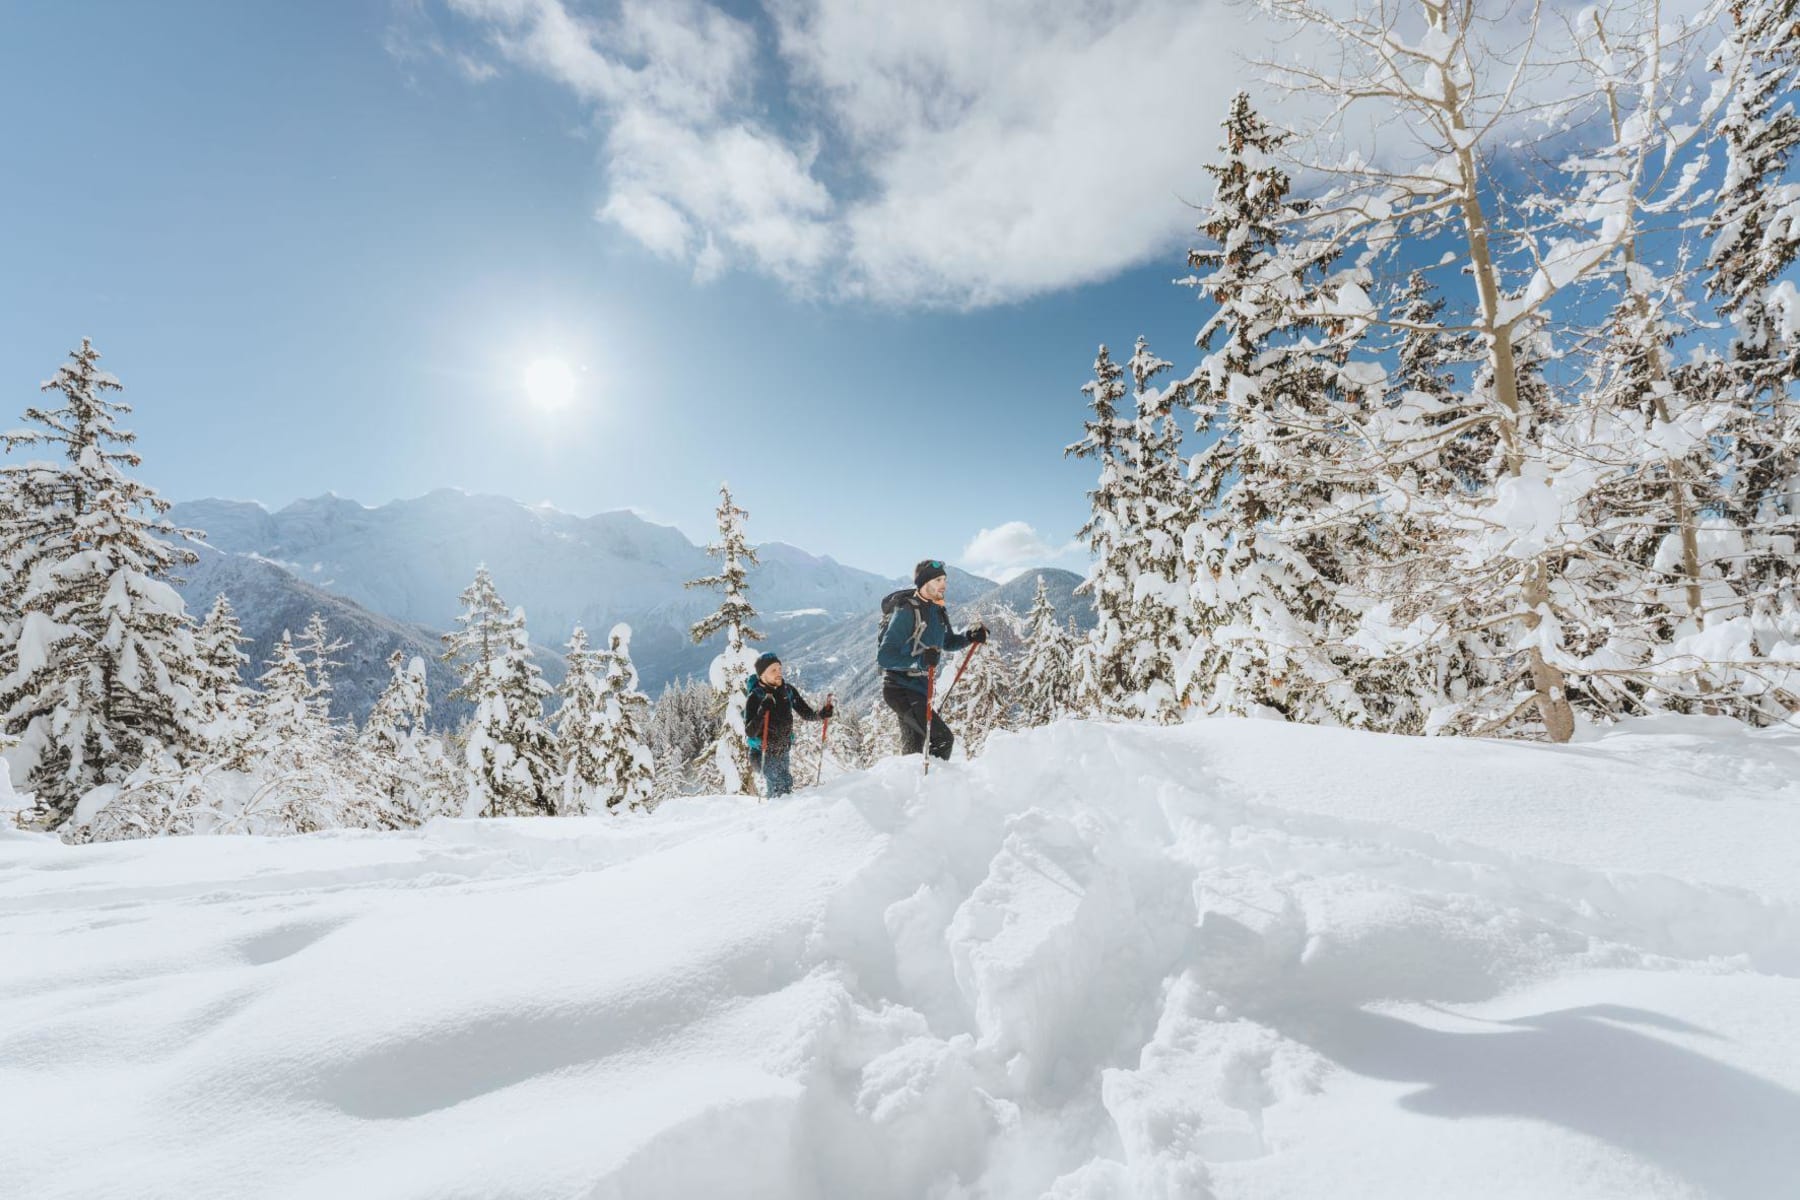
[815,692,834,788]
[758,709,771,802]
[921,664,937,776]
[935,642,983,711]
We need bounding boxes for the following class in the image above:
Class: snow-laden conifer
[1066,346,1136,713]
[1178,94,1374,727]
[686,483,762,795]
[554,626,606,815]
[194,594,252,753]
[1117,337,1197,722]
[1015,576,1073,727]
[358,650,457,826]
[562,624,654,813]
[943,642,1014,756]
[442,566,557,817]
[1,340,207,828]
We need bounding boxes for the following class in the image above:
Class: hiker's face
[920,576,947,604]
[760,662,783,686]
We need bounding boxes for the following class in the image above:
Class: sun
[523,358,577,409]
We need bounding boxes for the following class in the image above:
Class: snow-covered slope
[13,717,1792,1198]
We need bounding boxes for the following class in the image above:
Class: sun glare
[523,358,576,409]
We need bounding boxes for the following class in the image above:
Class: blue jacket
[877,592,973,693]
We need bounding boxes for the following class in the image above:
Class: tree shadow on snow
[1262,999,1800,1198]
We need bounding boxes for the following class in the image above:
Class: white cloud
[429,0,1263,307]
[420,0,1731,307]
[780,0,1252,305]
[962,520,1079,583]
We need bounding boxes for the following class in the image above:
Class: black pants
[883,679,954,760]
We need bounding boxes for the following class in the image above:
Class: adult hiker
[877,559,989,761]
[743,652,834,798]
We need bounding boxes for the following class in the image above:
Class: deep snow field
[4,717,1800,1200]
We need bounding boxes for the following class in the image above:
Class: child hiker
[743,652,835,798]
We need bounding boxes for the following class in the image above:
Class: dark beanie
[914,559,948,588]
[753,652,781,675]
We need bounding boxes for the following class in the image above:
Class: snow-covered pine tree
[1015,575,1074,727]
[685,483,762,795]
[297,611,349,722]
[648,676,717,798]
[1178,93,1374,728]
[1708,0,1800,696]
[1,340,207,829]
[1066,345,1137,713]
[194,594,252,755]
[553,625,606,815]
[246,629,349,832]
[357,650,456,826]
[823,703,867,774]
[593,624,656,812]
[1361,272,1505,732]
[1119,337,1197,722]
[944,641,1014,756]
[1707,0,1799,393]
[441,567,557,817]
[1391,270,1485,495]
[866,696,903,762]
[1061,613,1101,719]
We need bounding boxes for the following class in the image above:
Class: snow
[4,717,1799,1199]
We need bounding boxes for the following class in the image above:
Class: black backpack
[878,589,924,654]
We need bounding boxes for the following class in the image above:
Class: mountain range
[167,490,1093,723]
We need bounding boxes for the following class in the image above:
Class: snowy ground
[4,717,1799,1199]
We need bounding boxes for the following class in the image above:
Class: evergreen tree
[648,676,717,798]
[1,339,207,828]
[1015,575,1074,727]
[1066,345,1136,712]
[597,624,655,810]
[246,630,347,832]
[442,567,557,817]
[944,642,1015,756]
[1391,270,1484,496]
[553,626,606,815]
[357,650,456,826]
[560,624,655,812]
[1179,93,1374,727]
[1708,0,1800,645]
[1118,337,1197,722]
[297,611,349,721]
[194,594,252,753]
[651,741,691,804]
[866,696,903,762]
[824,703,868,773]
[685,483,762,795]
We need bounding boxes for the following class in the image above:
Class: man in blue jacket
[877,559,988,760]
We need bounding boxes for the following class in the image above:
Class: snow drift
[4,717,1800,1199]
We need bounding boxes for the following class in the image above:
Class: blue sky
[3,2,1740,584]
[0,0,1255,580]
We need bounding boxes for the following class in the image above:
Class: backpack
[878,589,924,655]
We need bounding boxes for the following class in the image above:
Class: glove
[819,702,836,720]
[921,647,942,669]
[968,624,989,645]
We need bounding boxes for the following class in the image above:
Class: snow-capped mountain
[168,491,1091,715]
